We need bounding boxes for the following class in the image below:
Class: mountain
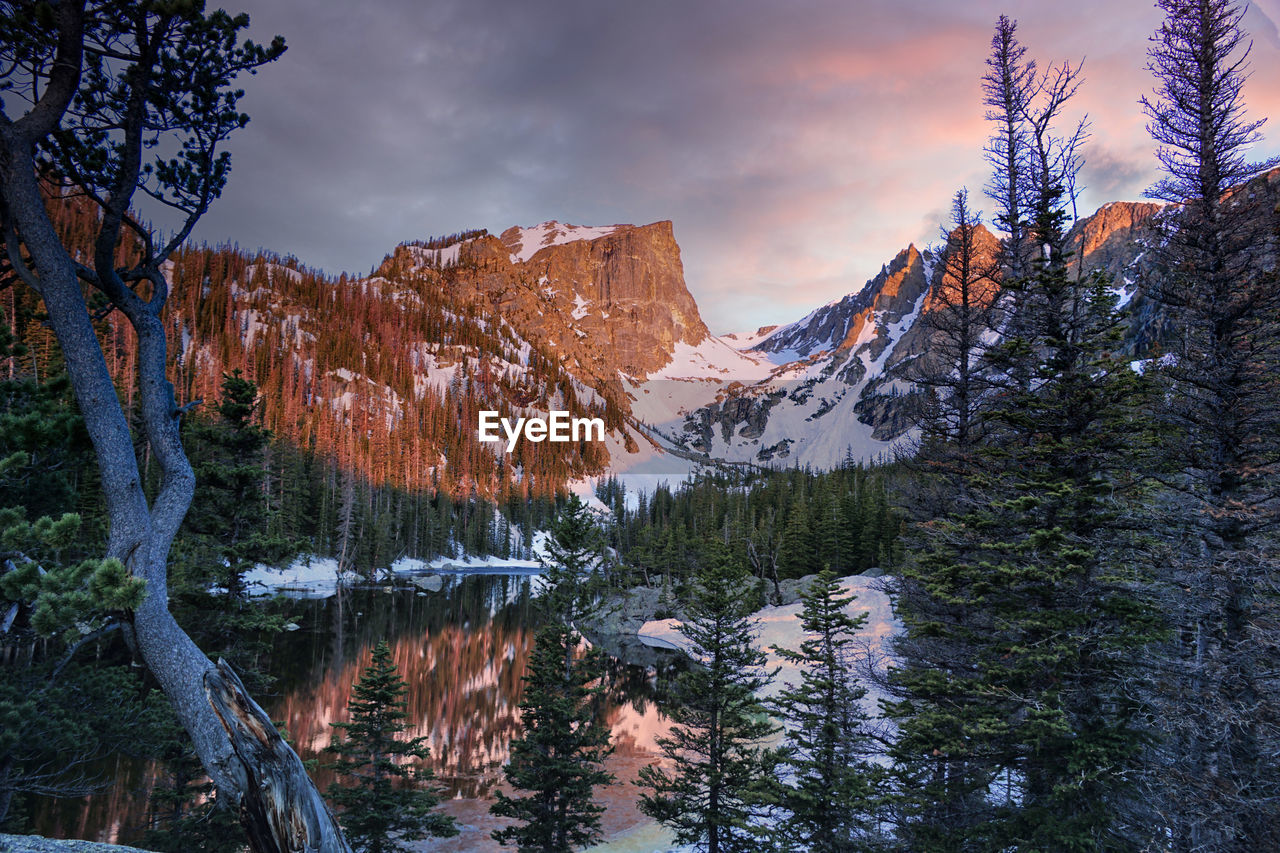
[150,217,731,498]
[39,169,1279,502]
[154,197,1184,487]
[638,196,1180,470]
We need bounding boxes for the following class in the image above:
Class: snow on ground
[406,242,463,268]
[589,422,703,508]
[637,574,899,722]
[645,337,776,383]
[388,553,541,574]
[625,336,778,431]
[718,326,780,350]
[243,557,357,599]
[250,261,304,285]
[507,221,620,263]
[244,550,550,599]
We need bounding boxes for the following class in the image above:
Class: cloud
[191,0,1280,333]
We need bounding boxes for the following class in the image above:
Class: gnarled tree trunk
[0,2,349,850]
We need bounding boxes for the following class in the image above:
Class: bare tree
[1136,1,1280,848]
[0,3,349,851]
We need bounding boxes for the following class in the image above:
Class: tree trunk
[0,66,351,853]
[206,661,348,851]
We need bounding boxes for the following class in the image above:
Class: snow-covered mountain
[624,243,939,470]
[154,166,1280,495]
[618,191,1184,471]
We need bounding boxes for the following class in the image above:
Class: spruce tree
[777,498,816,579]
[490,495,614,852]
[180,370,296,603]
[538,493,605,625]
[886,25,1160,848]
[982,14,1036,281]
[770,569,884,852]
[638,553,778,853]
[1137,0,1280,845]
[324,641,456,853]
[902,189,1001,456]
[489,621,614,852]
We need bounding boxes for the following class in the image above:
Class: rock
[1066,200,1163,280]
[410,574,444,592]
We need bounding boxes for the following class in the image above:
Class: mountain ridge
[42,170,1279,499]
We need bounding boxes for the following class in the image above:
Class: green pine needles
[638,554,778,853]
[770,569,886,851]
[489,620,614,852]
[490,493,615,853]
[323,640,457,853]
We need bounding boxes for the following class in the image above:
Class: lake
[32,572,683,852]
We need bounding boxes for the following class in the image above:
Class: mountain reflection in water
[32,573,681,849]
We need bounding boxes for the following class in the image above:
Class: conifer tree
[983,15,1036,281]
[489,620,614,852]
[770,569,884,852]
[1136,0,1280,845]
[903,189,1002,456]
[886,24,1160,848]
[324,641,456,853]
[180,370,295,602]
[490,495,614,852]
[638,553,778,853]
[777,498,816,579]
[538,493,605,625]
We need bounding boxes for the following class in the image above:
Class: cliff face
[403,220,709,380]
[1066,200,1164,283]
[506,220,709,376]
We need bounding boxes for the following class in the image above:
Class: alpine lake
[31,569,686,852]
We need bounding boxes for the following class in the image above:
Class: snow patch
[638,574,900,724]
[507,221,620,263]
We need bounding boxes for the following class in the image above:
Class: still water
[34,572,682,851]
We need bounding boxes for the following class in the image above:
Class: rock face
[510,220,709,376]
[413,220,709,380]
[1067,200,1163,280]
[757,244,933,360]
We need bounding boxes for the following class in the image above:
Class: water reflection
[279,575,544,799]
[33,573,679,846]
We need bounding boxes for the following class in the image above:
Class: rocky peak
[513,220,709,376]
[755,243,931,359]
[1067,200,1164,279]
[386,220,710,380]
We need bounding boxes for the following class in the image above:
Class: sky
[191,0,1280,333]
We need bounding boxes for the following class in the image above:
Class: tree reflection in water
[32,573,682,846]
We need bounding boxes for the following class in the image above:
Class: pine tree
[324,641,456,853]
[770,569,884,852]
[1136,1,1280,846]
[885,25,1161,848]
[538,493,605,625]
[180,370,296,603]
[490,495,614,852]
[902,189,1002,455]
[777,498,816,579]
[982,14,1037,281]
[638,553,778,853]
[489,621,614,852]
